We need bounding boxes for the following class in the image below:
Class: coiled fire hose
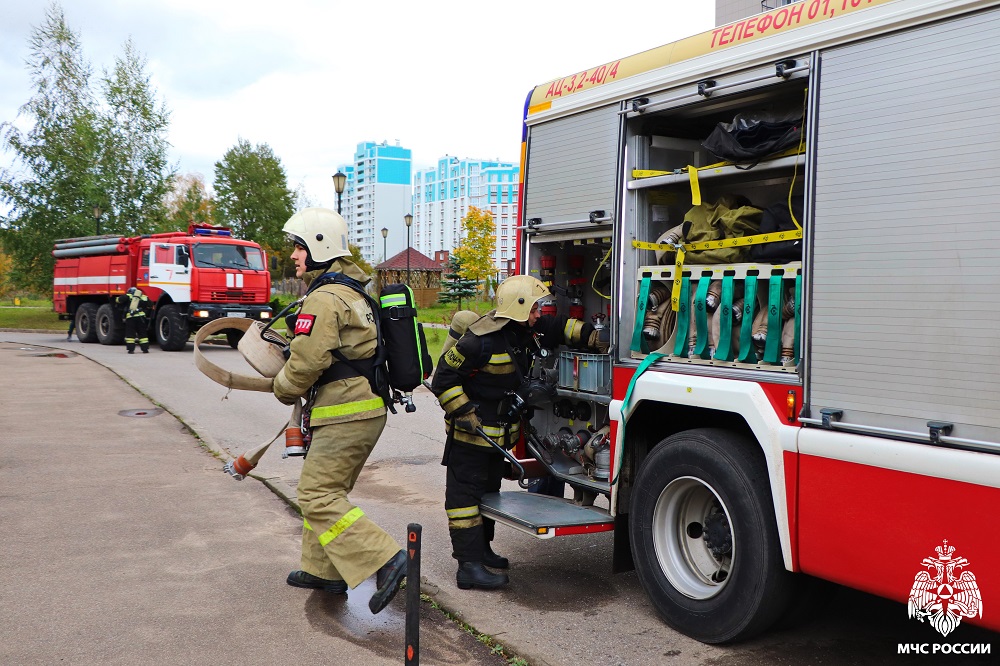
[193,317,304,480]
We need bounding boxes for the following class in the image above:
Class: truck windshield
[192,243,264,270]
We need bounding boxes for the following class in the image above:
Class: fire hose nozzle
[283,426,307,458]
[223,454,255,481]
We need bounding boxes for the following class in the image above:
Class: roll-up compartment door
[808,8,1000,444]
[523,105,620,226]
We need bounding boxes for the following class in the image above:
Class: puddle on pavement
[303,579,507,664]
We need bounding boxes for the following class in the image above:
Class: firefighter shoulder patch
[294,313,316,336]
[443,346,465,368]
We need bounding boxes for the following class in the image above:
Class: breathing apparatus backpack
[378,284,433,412]
[299,273,432,414]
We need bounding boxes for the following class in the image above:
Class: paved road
[3,331,997,665]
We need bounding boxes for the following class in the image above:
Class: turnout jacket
[273,259,386,426]
[116,290,150,318]
[431,311,593,448]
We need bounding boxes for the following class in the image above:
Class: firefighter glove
[588,328,610,353]
[453,409,482,432]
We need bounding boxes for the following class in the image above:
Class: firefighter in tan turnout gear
[431,275,609,590]
[273,207,406,615]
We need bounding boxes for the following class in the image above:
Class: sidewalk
[0,341,505,665]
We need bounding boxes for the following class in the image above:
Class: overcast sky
[0,0,714,210]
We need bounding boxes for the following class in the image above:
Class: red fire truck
[53,223,272,351]
[487,0,1000,644]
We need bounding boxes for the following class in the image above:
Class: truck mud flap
[479,491,614,539]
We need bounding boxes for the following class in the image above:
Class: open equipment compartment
[624,56,810,373]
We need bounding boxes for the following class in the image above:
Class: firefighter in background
[117,287,151,353]
[273,207,406,615]
[431,275,609,590]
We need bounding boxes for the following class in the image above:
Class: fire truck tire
[225,329,243,349]
[156,304,189,351]
[96,303,125,345]
[76,303,99,343]
[629,428,794,644]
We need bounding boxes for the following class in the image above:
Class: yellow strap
[688,165,701,206]
[671,246,687,311]
[632,228,803,254]
[631,146,806,180]
[317,507,365,547]
[311,397,384,420]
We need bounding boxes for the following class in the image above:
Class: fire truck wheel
[156,304,190,351]
[76,303,99,343]
[629,427,794,644]
[225,329,244,349]
[96,303,125,345]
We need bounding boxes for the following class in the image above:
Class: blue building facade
[413,156,519,276]
[337,141,412,264]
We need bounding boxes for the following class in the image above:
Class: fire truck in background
[53,223,272,351]
[485,0,1000,644]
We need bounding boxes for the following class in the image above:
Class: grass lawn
[0,305,65,331]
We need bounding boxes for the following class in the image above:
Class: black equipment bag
[748,197,803,264]
[702,110,802,164]
[378,284,433,393]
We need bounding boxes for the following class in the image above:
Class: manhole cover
[118,408,164,418]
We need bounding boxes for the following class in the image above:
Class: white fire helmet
[282,207,350,267]
[495,275,550,322]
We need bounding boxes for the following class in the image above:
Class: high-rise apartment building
[412,156,519,276]
[336,141,412,264]
[716,0,802,25]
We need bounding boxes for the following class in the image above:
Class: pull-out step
[479,491,615,539]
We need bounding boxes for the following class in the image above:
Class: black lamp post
[93,205,102,236]
[404,213,413,286]
[381,227,388,263]
[332,171,347,215]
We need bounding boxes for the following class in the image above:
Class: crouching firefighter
[273,207,406,615]
[117,287,151,353]
[430,275,609,590]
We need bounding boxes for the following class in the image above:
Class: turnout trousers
[296,413,400,588]
[124,316,149,352]
[445,442,505,562]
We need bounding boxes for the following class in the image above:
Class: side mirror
[178,247,189,267]
[270,256,278,271]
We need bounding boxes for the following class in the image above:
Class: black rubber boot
[286,570,347,593]
[483,543,509,570]
[456,561,509,590]
[369,550,407,614]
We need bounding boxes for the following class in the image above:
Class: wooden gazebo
[375,248,443,308]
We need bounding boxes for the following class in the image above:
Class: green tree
[163,173,214,232]
[0,4,173,293]
[95,38,172,235]
[0,4,99,293]
[438,254,478,309]
[349,243,373,275]
[452,206,496,296]
[213,138,294,253]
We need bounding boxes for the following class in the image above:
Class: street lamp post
[404,213,413,287]
[93,206,102,236]
[381,227,388,264]
[332,171,347,215]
